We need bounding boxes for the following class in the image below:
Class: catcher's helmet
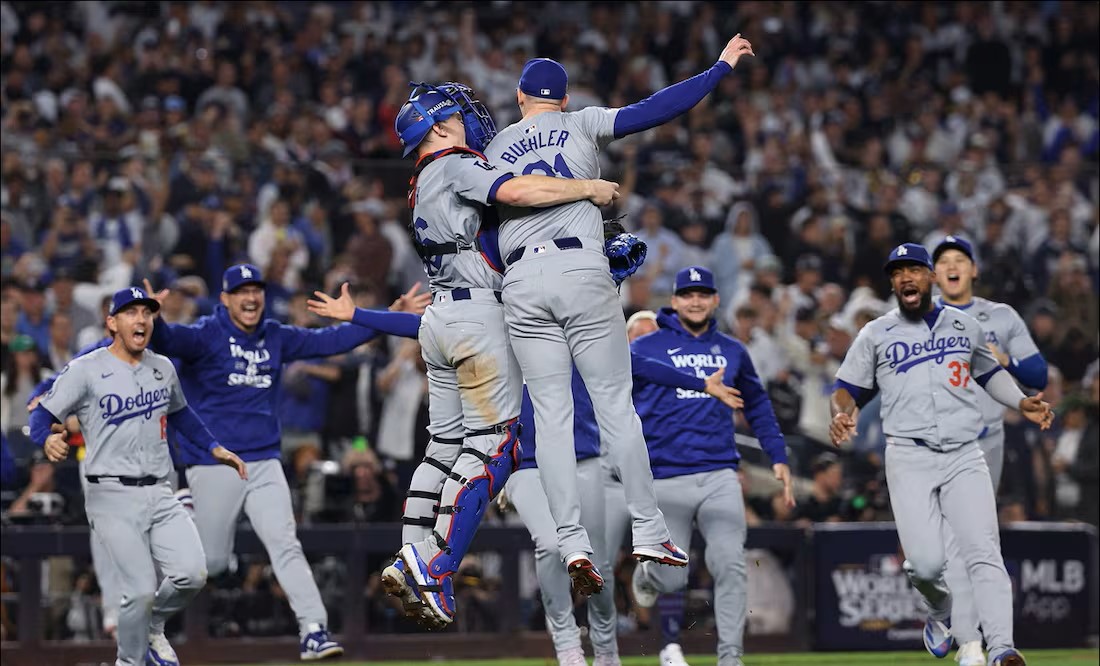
[395,82,497,157]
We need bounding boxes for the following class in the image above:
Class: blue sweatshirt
[517,352,711,471]
[630,308,787,479]
[150,305,381,465]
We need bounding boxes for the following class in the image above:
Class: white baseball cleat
[659,642,690,666]
[955,640,985,666]
[557,646,587,666]
[146,632,179,666]
[631,560,658,608]
[592,653,622,666]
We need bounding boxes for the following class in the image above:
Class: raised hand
[142,278,170,313]
[391,281,432,315]
[212,445,248,480]
[829,412,858,447]
[1019,392,1054,430]
[703,368,744,409]
[308,282,356,322]
[719,33,755,69]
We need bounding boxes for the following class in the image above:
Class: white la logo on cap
[896,245,908,256]
[241,266,253,279]
[689,268,701,282]
[131,287,142,299]
[945,235,955,243]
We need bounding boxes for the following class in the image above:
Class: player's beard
[896,286,933,322]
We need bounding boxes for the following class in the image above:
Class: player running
[830,243,1053,666]
[482,33,756,585]
[28,287,246,666]
[356,81,618,629]
[931,235,1049,666]
[142,265,427,659]
[606,267,793,666]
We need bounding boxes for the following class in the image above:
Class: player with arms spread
[932,235,1049,666]
[142,265,428,659]
[365,81,618,629]
[612,267,793,666]
[28,287,246,666]
[829,244,1052,666]
[482,32,757,593]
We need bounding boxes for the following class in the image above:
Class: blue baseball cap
[519,58,568,100]
[222,264,266,293]
[394,84,464,157]
[883,243,933,274]
[164,95,186,113]
[932,235,976,265]
[110,286,161,316]
[674,266,717,294]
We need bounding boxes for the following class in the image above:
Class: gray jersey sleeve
[166,362,188,414]
[971,335,1003,381]
[574,106,619,147]
[450,154,515,206]
[1002,307,1040,360]
[835,324,877,390]
[40,359,89,420]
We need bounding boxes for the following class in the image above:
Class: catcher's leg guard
[426,418,521,578]
[401,436,464,544]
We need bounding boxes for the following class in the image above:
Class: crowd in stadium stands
[1,0,1098,643]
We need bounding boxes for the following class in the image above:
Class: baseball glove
[604,216,647,286]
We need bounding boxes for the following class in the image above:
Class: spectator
[44,311,74,371]
[0,335,47,455]
[709,201,773,309]
[791,454,847,525]
[1049,391,1099,527]
[248,198,309,292]
[14,280,51,355]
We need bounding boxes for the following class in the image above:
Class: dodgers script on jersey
[411,153,511,291]
[484,106,619,258]
[836,307,1002,450]
[942,298,1040,430]
[39,348,186,478]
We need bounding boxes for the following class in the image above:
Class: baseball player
[605,267,793,666]
[322,81,618,629]
[142,264,426,659]
[482,34,756,583]
[27,287,247,666]
[504,345,744,666]
[931,235,1049,666]
[27,335,122,637]
[830,243,1053,666]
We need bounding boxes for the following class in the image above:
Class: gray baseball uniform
[936,297,1042,648]
[835,306,1016,656]
[485,108,672,560]
[505,459,617,658]
[40,348,206,666]
[402,150,522,565]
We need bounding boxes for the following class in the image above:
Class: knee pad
[427,419,520,578]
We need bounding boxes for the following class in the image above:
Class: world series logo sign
[813,523,1096,651]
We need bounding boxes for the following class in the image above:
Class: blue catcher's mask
[394,82,497,157]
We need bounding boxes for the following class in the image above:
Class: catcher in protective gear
[604,216,648,286]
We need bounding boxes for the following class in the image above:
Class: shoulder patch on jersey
[952,319,965,330]
[977,312,990,321]
[152,367,164,381]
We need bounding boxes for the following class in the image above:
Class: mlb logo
[541,88,551,96]
[533,244,548,254]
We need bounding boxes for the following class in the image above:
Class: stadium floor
[222,649,1100,666]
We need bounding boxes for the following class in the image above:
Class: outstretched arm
[495,175,620,208]
[612,34,754,138]
[307,282,427,339]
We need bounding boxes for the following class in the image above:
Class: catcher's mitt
[604,216,647,286]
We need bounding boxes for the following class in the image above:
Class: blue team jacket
[517,366,600,471]
[150,305,379,465]
[630,308,787,478]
